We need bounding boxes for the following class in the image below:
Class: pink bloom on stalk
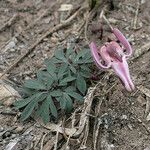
[90,28,134,92]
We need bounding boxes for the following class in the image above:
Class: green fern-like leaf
[76,74,87,94]
[24,80,46,90]
[66,91,83,102]
[20,92,46,121]
[63,93,73,112]
[14,44,93,124]
[47,95,58,118]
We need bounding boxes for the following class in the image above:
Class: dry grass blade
[54,131,59,150]
[80,119,90,149]
[0,80,21,106]
[40,122,77,137]
[137,86,150,98]
[65,135,71,150]
[132,42,150,60]
[0,14,19,33]
[42,136,56,150]
[73,86,97,137]
[40,133,48,150]
[93,99,103,150]
[145,97,150,118]
[0,8,52,51]
[0,6,87,79]
[133,0,140,29]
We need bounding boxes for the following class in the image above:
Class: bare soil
[0,0,150,150]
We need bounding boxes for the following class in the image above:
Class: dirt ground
[0,0,150,150]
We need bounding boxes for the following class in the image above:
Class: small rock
[5,41,16,50]
[3,97,15,106]
[0,81,21,101]
[137,95,146,106]
[11,134,17,138]
[15,126,24,133]
[141,0,146,4]
[43,38,49,42]
[58,4,73,11]
[44,17,51,24]
[51,37,58,44]
[121,115,128,120]
[108,18,118,24]
[128,34,135,42]
[19,44,25,48]
[146,113,150,121]
[66,146,70,150]
[9,48,16,52]
[0,127,4,132]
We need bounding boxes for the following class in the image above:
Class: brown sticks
[0,14,19,33]
[0,6,86,79]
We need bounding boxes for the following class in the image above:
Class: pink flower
[90,28,134,92]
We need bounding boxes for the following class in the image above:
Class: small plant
[14,46,93,124]
[89,28,134,91]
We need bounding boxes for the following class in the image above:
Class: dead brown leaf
[0,80,21,104]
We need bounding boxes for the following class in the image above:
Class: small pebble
[9,48,16,52]
[121,115,128,120]
[0,127,4,132]
[146,113,150,121]
[5,41,16,50]
[108,18,118,24]
[137,95,146,106]
[15,126,24,133]
[44,17,51,24]
[11,134,17,138]
[3,97,14,106]
[43,38,49,42]
[51,37,58,44]
[141,0,146,4]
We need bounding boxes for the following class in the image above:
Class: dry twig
[145,97,150,118]
[133,0,140,29]
[54,130,59,150]
[0,14,19,33]
[0,6,87,79]
[65,135,71,150]
[137,86,150,98]
[132,42,150,60]
[84,10,91,44]
[0,4,56,52]
[40,133,48,150]
[102,15,113,30]
[73,86,98,137]
[93,99,103,150]
[42,136,56,150]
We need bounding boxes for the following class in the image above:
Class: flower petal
[112,28,133,57]
[111,56,134,91]
[106,41,124,62]
[89,42,111,69]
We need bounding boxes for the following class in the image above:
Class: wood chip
[58,4,73,11]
